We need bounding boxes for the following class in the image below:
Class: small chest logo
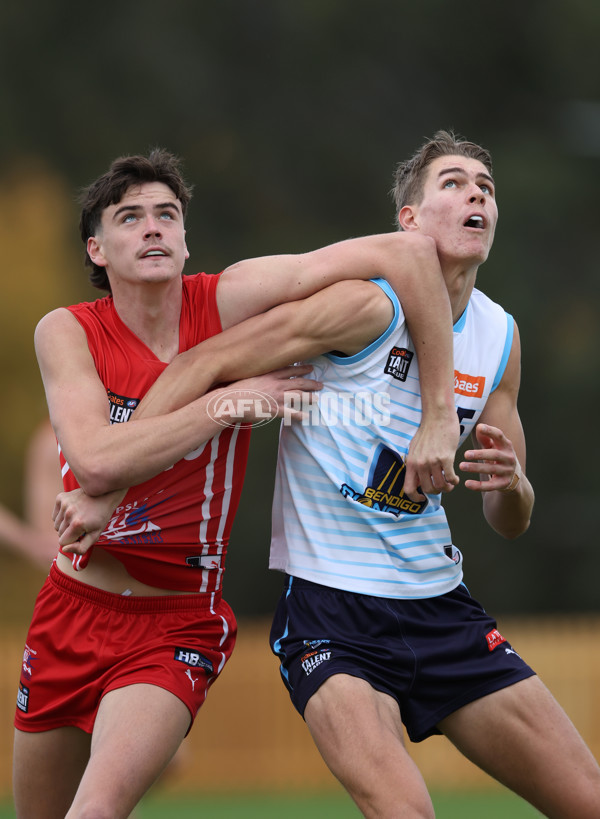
[385,347,414,382]
[17,682,29,713]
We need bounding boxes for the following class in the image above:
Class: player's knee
[350,788,435,819]
[346,772,434,819]
[66,798,131,819]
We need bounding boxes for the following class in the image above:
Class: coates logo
[206,389,279,428]
[485,628,507,652]
[454,370,485,399]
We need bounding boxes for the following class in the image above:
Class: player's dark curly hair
[79,148,193,292]
[391,130,493,228]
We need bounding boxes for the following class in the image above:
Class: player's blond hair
[391,130,492,227]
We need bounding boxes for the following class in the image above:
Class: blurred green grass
[0,790,543,817]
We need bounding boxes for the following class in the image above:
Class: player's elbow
[488,506,533,540]
[388,231,437,259]
[499,517,531,540]
[71,458,122,497]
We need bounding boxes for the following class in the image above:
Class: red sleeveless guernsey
[58,272,251,593]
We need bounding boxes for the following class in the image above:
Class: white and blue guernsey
[269,279,514,599]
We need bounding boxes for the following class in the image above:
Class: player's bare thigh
[66,684,191,818]
[304,674,434,818]
[439,675,600,817]
[13,726,91,819]
[305,673,404,743]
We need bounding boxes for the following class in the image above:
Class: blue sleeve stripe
[491,312,514,392]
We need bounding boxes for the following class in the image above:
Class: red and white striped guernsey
[58,272,251,593]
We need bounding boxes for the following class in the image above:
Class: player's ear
[398,205,418,232]
[87,236,107,268]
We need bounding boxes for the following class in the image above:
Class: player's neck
[111,279,183,363]
[441,261,480,324]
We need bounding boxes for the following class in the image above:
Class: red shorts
[15,562,236,735]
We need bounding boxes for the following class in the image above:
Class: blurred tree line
[0,0,598,617]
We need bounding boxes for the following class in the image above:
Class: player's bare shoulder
[34,308,90,376]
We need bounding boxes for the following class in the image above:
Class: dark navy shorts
[269,575,535,743]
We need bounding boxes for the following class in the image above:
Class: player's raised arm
[143,234,458,475]
[216,231,442,327]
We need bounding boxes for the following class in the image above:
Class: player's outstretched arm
[141,233,459,498]
[53,362,320,554]
[145,237,458,497]
[225,231,459,496]
[54,232,459,545]
[54,278,395,553]
[216,231,446,328]
[36,308,320,498]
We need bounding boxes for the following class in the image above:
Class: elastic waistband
[49,562,222,613]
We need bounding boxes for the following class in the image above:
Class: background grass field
[0,789,543,817]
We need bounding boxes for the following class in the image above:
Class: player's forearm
[135,300,325,420]
[135,316,293,420]
[67,393,226,496]
[77,312,308,495]
[483,474,535,539]
[141,233,454,417]
[132,353,219,420]
[384,237,456,420]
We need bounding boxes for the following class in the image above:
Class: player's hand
[403,410,460,499]
[209,364,322,426]
[460,423,521,493]
[53,487,124,555]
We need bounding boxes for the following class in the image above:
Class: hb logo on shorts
[17,682,29,713]
[174,648,213,673]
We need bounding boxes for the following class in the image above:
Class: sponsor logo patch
[107,390,140,424]
[17,682,29,713]
[341,444,427,517]
[454,370,485,398]
[301,649,332,676]
[385,347,414,382]
[174,648,214,673]
[486,628,507,652]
